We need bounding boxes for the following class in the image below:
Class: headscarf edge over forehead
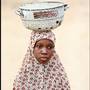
[30,30,56,48]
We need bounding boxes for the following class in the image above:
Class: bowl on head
[16,1,69,31]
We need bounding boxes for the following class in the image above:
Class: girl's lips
[40,57,48,60]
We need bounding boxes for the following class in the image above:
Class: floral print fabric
[13,31,71,90]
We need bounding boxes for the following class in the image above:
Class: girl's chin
[38,58,49,64]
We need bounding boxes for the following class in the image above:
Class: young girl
[13,31,71,90]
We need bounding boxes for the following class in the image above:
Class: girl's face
[33,39,55,64]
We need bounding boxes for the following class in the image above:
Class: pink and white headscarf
[13,31,71,90]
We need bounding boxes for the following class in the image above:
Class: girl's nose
[41,47,47,53]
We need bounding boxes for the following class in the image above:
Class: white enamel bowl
[16,2,69,31]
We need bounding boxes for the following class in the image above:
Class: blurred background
[1,0,89,90]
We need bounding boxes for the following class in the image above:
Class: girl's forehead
[35,39,54,45]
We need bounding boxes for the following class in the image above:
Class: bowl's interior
[19,2,64,10]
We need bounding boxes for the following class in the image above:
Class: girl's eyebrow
[35,43,43,46]
[48,43,55,48]
[34,40,55,47]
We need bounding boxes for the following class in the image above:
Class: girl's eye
[47,45,54,49]
[35,44,43,48]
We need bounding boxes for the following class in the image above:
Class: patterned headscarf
[13,31,71,90]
